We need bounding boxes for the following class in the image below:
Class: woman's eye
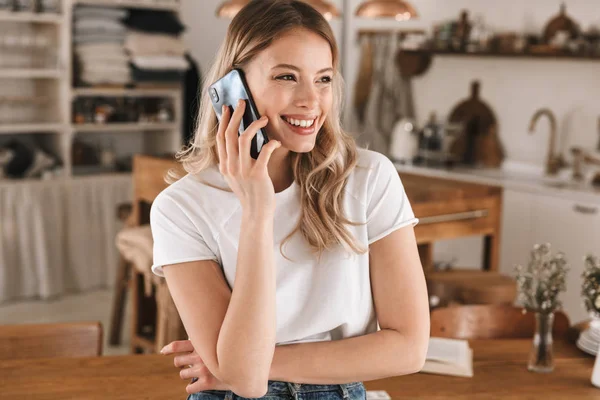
[320,76,332,84]
[276,75,296,81]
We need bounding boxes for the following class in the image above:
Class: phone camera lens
[210,88,219,102]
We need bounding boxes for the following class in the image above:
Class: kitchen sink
[542,180,587,190]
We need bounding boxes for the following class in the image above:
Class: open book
[419,337,473,378]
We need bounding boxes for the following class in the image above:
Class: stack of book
[420,337,474,378]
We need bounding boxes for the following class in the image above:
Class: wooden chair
[426,269,517,305]
[0,321,103,360]
[430,304,571,340]
[110,154,187,354]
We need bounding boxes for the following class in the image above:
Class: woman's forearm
[269,329,428,384]
[216,213,276,396]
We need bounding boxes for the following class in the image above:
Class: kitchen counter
[394,162,600,205]
[398,172,502,272]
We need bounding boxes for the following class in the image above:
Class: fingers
[186,379,205,395]
[173,352,203,368]
[216,105,229,175]
[180,365,202,380]
[160,340,194,355]
[239,115,269,171]
[255,139,282,171]
[225,99,246,175]
[164,340,193,354]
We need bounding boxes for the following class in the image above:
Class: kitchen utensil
[389,117,418,163]
[543,3,580,44]
[448,81,503,167]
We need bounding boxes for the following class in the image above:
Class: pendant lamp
[303,0,340,20]
[216,0,250,18]
[355,0,418,21]
[216,0,340,20]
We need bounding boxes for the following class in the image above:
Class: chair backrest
[0,321,103,360]
[430,304,571,339]
[131,154,184,226]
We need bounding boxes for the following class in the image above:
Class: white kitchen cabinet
[530,194,600,325]
[498,189,535,279]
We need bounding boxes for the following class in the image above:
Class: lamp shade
[303,0,341,20]
[216,0,340,20]
[216,0,250,18]
[355,0,418,21]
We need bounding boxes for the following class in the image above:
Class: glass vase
[528,311,555,373]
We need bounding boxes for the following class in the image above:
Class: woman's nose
[294,83,319,109]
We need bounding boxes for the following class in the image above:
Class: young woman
[150,1,429,399]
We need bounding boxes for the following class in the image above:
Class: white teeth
[283,116,316,128]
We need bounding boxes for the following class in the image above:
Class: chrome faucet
[529,108,567,176]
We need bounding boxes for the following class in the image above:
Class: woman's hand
[161,340,231,395]
[217,99,281,216]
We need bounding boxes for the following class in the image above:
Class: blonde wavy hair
[171,0,367,261]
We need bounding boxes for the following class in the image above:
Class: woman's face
[244,27,334,154]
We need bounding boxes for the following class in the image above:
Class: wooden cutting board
[448,81,505,167]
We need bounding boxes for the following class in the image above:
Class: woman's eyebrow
[271,63,333,74]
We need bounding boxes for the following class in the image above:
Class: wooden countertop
[0,339,595,399]
[399,172,502,205]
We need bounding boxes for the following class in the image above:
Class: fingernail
[221,105,226,113]
[238,99,244,106]
[160,347,166,354]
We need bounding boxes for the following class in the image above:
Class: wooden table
[399,172,503,272]
[0,339,596,399]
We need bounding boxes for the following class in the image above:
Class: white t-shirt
[150,148,418,346]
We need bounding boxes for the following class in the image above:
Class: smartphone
[208,68,269,159]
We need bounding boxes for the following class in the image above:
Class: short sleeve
[366,155,419,244]
[150,193,218,277]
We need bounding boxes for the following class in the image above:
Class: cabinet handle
[573,204,598,215]
[419,209,489,225]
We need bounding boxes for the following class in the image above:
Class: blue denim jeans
[187,380,366,399]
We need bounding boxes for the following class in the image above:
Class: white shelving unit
[74,122,179,133]
[75,0,180,12]
[72,87,181,98]
[0,0,184,180]
[0,123,67,134]
[0,11,64,24]
[0,0,184,307]
[0,69,63,79]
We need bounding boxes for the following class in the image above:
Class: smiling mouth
[280,115,318,128]
[279,116,318,135]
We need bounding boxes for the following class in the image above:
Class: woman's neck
[268,147,294,193]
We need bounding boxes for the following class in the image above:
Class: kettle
[389,117,418,164]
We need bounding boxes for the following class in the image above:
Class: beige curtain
[0,175,132,303]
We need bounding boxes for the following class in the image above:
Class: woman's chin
[282,139,316,153]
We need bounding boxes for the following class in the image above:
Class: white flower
[595,295,600,310]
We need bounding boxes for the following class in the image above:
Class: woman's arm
[217,213,277,392]
[270,225,429,383]
[163,102,281,398]
[270,329,419,384]
[164,213,277,399]
[165,225,428,389]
